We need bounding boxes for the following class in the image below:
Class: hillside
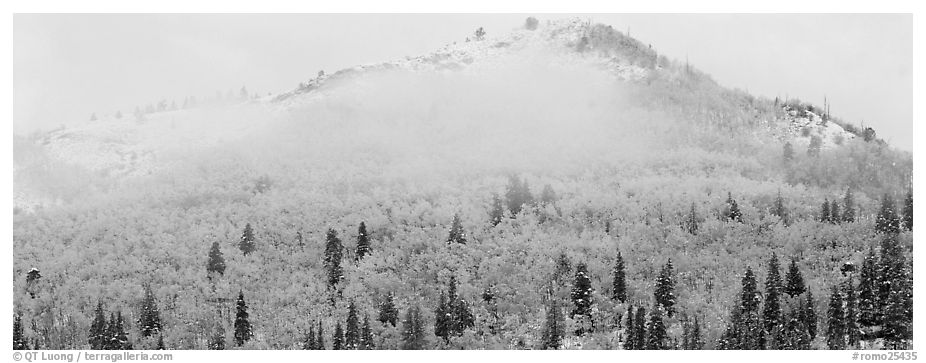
[12,18,913,351]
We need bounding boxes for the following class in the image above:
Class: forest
[12,19,914,351]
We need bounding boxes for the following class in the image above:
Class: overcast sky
[14,14,912,150]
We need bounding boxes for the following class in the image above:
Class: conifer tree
[876,194,900,234]
[540,185,557,205]
[612,252,627,303]
[902,190,912,231]
[826,285,846,349]
[238,223,256,255]
[400,306,426,350]
[104,312,117,349]
[857,246,880,332]
[89,301,107,350]
[333,322,344,350]
[138,285,162,337]
[804,290,818,340]
[684,202,700,234]
[570,263,594,334]
[633,305,646,349]
[206,241,226,277]
[324,228,344,289]
[505,175,525,216]
[156,334,165,350]
[234,291,252,346]
[784,302,811,350]
[878,234,905,312]
[378,293,399,327]
[882,265,912,350]
[434,293,451,344]
[345,301,361,349]
[763,254,784,339]
[726,193,742,223]
[740,268,764,349]
[772,190,788,224]
[355,222,371,261]
[303,325,316,349]
[623,306,635,350]
[114,312,131,350]
[830,200,841,224]
[820,199,831,223]
[844,279,860,348]
[654,259,676,317]
[540,296,563,349]
[842,188,856,223]
[689,316,703,350]
[360,315,375,350]
[13,314,28,350]
[645,305,667,350]
[316,321,325,350]
[489,193,505,226]
[784,258,806,298]
[447,213,467,244]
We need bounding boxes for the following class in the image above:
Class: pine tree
[842,188,856,223]
[684,202,700,234]
[763,254,784,340]
[447,213,467,244]
[876,194,900,234]
[104,312,117,349]
[378,293,399,327]
[612,251,627,303]
[784,302,811,350]
[345,301,360,349]
[844,279,860,348]
[570,263,594,335]
[784,258,806,298]
[233,291,252,346]
[645,305,667,350]
[115,312,131,349]
[400,306,426,350]
[804,290,818,341]
[830,200,841,224]
[820,199,831,223]
[316,321,325,349]
[238,223,256,255]
[333,322,344,350]
[857,245,880,333]
[726,192,742,223]
[156,334,165,350]
[826,285,846,349]
[633,305,646,349]
[878,234,905,313]
[772,190,788,224]
[623,306,635,350]
[324,228,344,289]
[654,259,676,317]
[89,301,107,350]
[138,285,162,337]
[434,293,451,344]
[540,297,563,349]
[360,315,375,350]
[13,314,28,350]
[355,222,371,261]
[206,241,226,277]
[721,267,763,349]
[489,193,504,226]
[902,190,912,231]
[303,324,316,349]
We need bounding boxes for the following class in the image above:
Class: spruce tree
[804,290,818,340]
[447,213,467,244]
[434,293,451,343]
[830,200,841,224]
[400,306,426,350]
[238,223,256,255]
[820,199,831,223]
[104,312,117,349]
[355,222,371,261]
[316,321,325,349]
[13,314,28,350]
[612,252,627,303]
[842,188,856,223]
[303,324,316,349]
[726,192,742,223]
[844,279,860,348]
[633,305,646,349]
[324,228,344,289]
[740,268,763,349]
[345,301,360,349]
[772,190,788,224]
[156,334,165,350]
[654,259,676,317]
[684,202,700,234]
[115,312,131,349]
[360,315,375,350]
[784,258,806,298]
[623,306,635,350]
[89,301,106,349]
[206,241,226,277]
[540,184,557,205]
[332,322,344,350]
[902,190,912,231]
[763,254,784,339]
[138,284,162,337]
[785,302,811,350]
[505,175,525,216]
[857,245,880,333]
[875,194,900,234]
[645,305,667,350]
[878,234,905,313]
[689,316,703,350]
[826,285,846,349]
[489,193,505,226]
[378,293,399,327]
[570,263,594,334]
[233,291,252,346]
[540,297,563,349]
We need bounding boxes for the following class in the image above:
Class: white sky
[13,14,912,150]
